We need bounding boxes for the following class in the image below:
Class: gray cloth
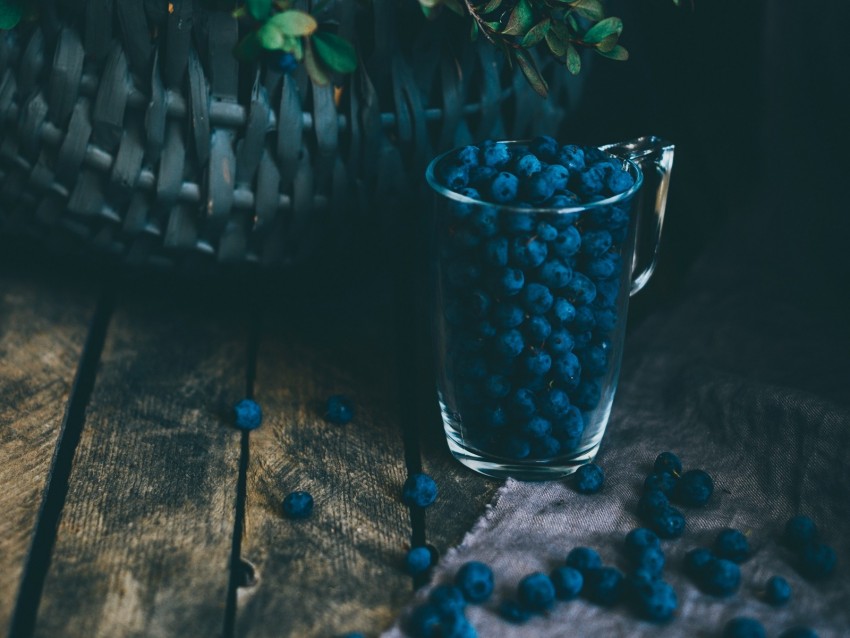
[383,245,850,637]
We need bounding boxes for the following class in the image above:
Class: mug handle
[601,136,675,296]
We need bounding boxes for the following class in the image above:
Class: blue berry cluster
[406,562,494,638]
[782,515,837,580]
[682,528,750,597]
[436,138,637,461]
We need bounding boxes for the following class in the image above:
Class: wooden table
[0,257,500,638]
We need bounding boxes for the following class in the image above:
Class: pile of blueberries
[435,137,638,461]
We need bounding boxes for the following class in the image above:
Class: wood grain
[0,275,96,636]
[34,290,245,638]
[236,284,413,638]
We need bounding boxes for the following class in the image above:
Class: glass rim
[424,140,644,215]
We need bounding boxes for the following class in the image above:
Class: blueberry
[799,542,836,580]
[442,163,470,190]
[446,261,481,288]
[503,435,531,459]
[578,345,608,376]
[553,405,584,440]
[649,505,686,539]
[546,194,581,211]
[644,472,678,495]
[508,388,537,419]
[503,212,535,233]
[572,305,597,331]
[626,568,657,599]
[541,164,570,192]
[634,546,666,577]
[699,558,741,596]
[450,229,481,250]
[449,187,481,220]
[483,236,508,266]
[521,350,552,377]
[484,374,511,399]
[578,164,608,198]
[583,146,612,164]
[564,272,597,305]
[532,435,561,458]
[406,547,433,575]
[550,566,583,600]
[783,515,818,551]
[550,226,582,258]
[723,617,766,638]
[606,167,635,194]
[672,469,714,507]
[440,616,477,638]
[515,153,542,178]
[282,491,314,519]
[522,283,554,314]
[713,528,750,563]
[538,259,573,289]
[469,165,497,187]
[584,567,624,606]
[638,490,670,518]
[547,328,575,355]
[470,207,499,237]
[402,473,438,508]
[233,398,262,430]
[407,603,442,638]
[493,302,525,328]
[581,229,613,257]
[551,352,581,386]
[596,277,621,305]
[457,356,487,381]
[764,575,791,605]
[558,145,586,171]
[539,388,571,420]
[683,547,714,579]
[428,584,467,616]
[551,297,577,323]
[497,267,525,296]
[490,172,518,202]
[483,142,511,167]
[633,580,677,622]
[494,329,524,358]
[585,252,621,280]
[573,463,604,494]
[566,547,602,575]
[482,406,508,429]
[573,379,602,410]
[512,237,548,268]
[779,627,819,638]
[531,135,559,161]
[276,51,298,73]
[625,528,661,562]
[518,572,556,612]
[455,561,494,603]
[498,599,531,624]
[521,415,552,439]
[524,315,552,343]
[456,145,480,167]
[467,289,491,318]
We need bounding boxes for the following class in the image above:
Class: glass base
[444,427,601,481]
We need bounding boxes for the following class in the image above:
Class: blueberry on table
[407,603,442,638]
[440,615,477,638]
[764,575,791,605]
[683,547,714,579]
[233,398,262,430]
[453,561,494,604]
[779,627,819,638]
[405,547,433,575]
[723,617,766,638]
[490,171,518,202]
[783,515,818,551]
[713,528,750,563]
[633,580,677,622]
[282,491,314,519]
[672,469,714,507]
[498,599,531,624]
[324,394,354,425]
[699,558,741,596]
[428,584,467,616]
[638,489,669,518]
[799,542,836,579]
[518,572,556,612]
[573,463,605,494]
[402,473,438,508]
[584,567,625,606]
[648,505,686,539]
[624,528,661,561]
[566,547,603,575]
[550,566,583,600]
[643,471,677,495]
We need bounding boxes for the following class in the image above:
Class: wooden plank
[0,274,96,636]
[236,283,413,638]
[34,289,245,637]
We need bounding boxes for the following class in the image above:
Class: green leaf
[502,0,534,37]
[566,13,579,32]
[482,0,502,14]
[596,33,619,53]
[312,31,357,74]
[582,16,622,44]
[0,0,24,30]
[282,35,304,61]
[470,20,479,41]
[304,39,329,85]
[566,43,581,74]
[257,22,285,50]
[596,44,629,61]
[268,10,318,37]
[247,0,273,21]
[514,49,548,98]
[545,29,567,57]
[521,19,550,48]
[570,0,605,21]
[550,21,570,42]
[234,32,262,61]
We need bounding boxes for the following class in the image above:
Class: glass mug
[426,137,674,480]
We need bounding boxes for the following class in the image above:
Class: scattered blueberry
[233,398,262,430]
[583,566,625,606]
[550,566,583,600]
[644,472,678,495]
[439,614,477,638]
[632,580,677,622]
[282,491,313,519]
[633,546,666,577]
[498,599,531,624]
[723,617,766,638]
[799,542,836,580]
[566,547,603,575]
[455,561,494,603]
[428,584,467,616]
[402,473,438,508]
[764,575,791,606]
[407,604,442,638]
[324,394,354,425]
[653,451,683,476]
[517,572,556,612]
[699,558,741,596]
[624,528,661,561]
[648,505,686,539]
[714,528,751,563]
[638,490,670,518]
[672,469,714,507]
[573,463,605,494]
[405,547,433,575]
[683,547,714,579]
[783,515,818,551]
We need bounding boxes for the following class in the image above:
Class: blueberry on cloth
[490,172,518,203]
[638,490,669,518]
[324,394,354,425]
[764,575,791,605]
[783,515,818,551]
[282,491,314,519]
[649,505,686,539]
[626,568,657,599]
[723,617,767,638]
[402,473,438,508]
[566,547,603,575]
[672,469,714,506]
[407,604,442,638]
[573,463,605,494]
[644,471,678,495]
[550,566,583,600]
[799,542,836,579]
[428,584,467,616]
[584,567,625,606]
[633,580,677,622]
[714,528,751,563]
[699,558,741,596]
[499,599,531,624]
[440,615,477,638]
[518,572,556,612]
[406,547,433,575]
[634,546,666,577]
[779,627,819,638]
[512,237,549,268]
[455,561,494,603]
[683,547,714,579]
[625,528,661,561]
[233,398,262,430]
[653,451,683,476]
[497,267,525,296]
[550,226,582,258]
[483,141,511,167]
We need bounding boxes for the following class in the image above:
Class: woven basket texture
[0,0,582,273]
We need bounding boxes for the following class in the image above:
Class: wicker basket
[0,0,582,274]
